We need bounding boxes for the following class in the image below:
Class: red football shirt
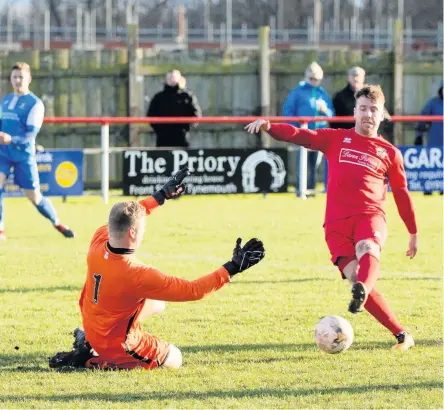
[268,124,414,227]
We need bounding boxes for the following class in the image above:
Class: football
[314,315,354,354]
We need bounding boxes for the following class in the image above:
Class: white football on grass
[314,315,354,354]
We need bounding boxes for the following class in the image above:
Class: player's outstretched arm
[134,237,265,302]
[244,119,330,151]
[406,233,418,259]
[392,188,418,259]
[223,237,265,277]
[388,150,418,259]
[245,119,271,133]
[139,166,191,213]
[152,166,190,205]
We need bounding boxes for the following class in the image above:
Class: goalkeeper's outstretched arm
[138,166,191,214]
[134,237,265,301]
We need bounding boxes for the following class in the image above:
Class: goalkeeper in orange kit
[49,167,265,370]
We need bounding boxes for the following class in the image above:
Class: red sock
[364,289,404,335]
[357,254,380,291]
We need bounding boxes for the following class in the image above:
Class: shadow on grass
[180,339,442,355]
[0,352,52,373]
[233,277,330,285]
[352,338,443,350]
[381,276,442,281]
[0,352,90,374]
[1,366,53,373]
[0,285,81,294]
[1,381,442,403]
[1,339,441,374]
[182,343,314,354]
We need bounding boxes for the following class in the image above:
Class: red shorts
[86,324,170,371]
[324,214,388,266]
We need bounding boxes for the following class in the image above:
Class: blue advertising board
[4,150,84,197]
[398,146,443,192]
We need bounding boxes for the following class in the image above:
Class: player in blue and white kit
[0,62,74,240]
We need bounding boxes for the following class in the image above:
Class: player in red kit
[245,84,417,350]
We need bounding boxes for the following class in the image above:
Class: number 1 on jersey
[93,273,102,304]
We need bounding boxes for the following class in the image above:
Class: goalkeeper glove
[223,237,265,277]
[153,166,190,205]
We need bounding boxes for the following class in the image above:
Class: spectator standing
[332,67,392,136]
[331,67,366,129]
[414,81,443,195]
[147,70,202,148]
[282,62,334,194]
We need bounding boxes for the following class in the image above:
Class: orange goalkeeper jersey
[79,196,230,355]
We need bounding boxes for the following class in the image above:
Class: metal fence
[0,24,441,50]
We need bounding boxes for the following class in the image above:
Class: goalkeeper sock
[35,197,58,225]
[364,289,404,336]
[357,253,379,292]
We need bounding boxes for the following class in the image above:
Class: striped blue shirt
[0,92,44,153]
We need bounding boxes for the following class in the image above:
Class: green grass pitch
[0,192,442,409]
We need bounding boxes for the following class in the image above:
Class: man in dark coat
[147,70,202,148]
[331,67,366,129]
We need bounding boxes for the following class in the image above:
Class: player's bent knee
[355,239,380,261]
[24,189,42,205]
[342,259,359,284]
[0,172,7,189]
[337,256,358,283]
[163,345,182,369]
[151,300,166,315]
[140,300,166,320]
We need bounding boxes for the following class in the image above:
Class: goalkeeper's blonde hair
[108,201,146,237]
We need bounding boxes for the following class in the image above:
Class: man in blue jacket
[414,81,443,195]
[282,62,334,195]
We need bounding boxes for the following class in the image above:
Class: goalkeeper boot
[0,230,6,241]
[73,328,87,351]
[73,328,98,357]
[392,332,415,351]
[49,347,94,369]
[54,223,75,238]
[49,329,96,369]
[348,281,368,314]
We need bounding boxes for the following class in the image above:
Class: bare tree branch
[13,0,444,31]
[47,0,62,27]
